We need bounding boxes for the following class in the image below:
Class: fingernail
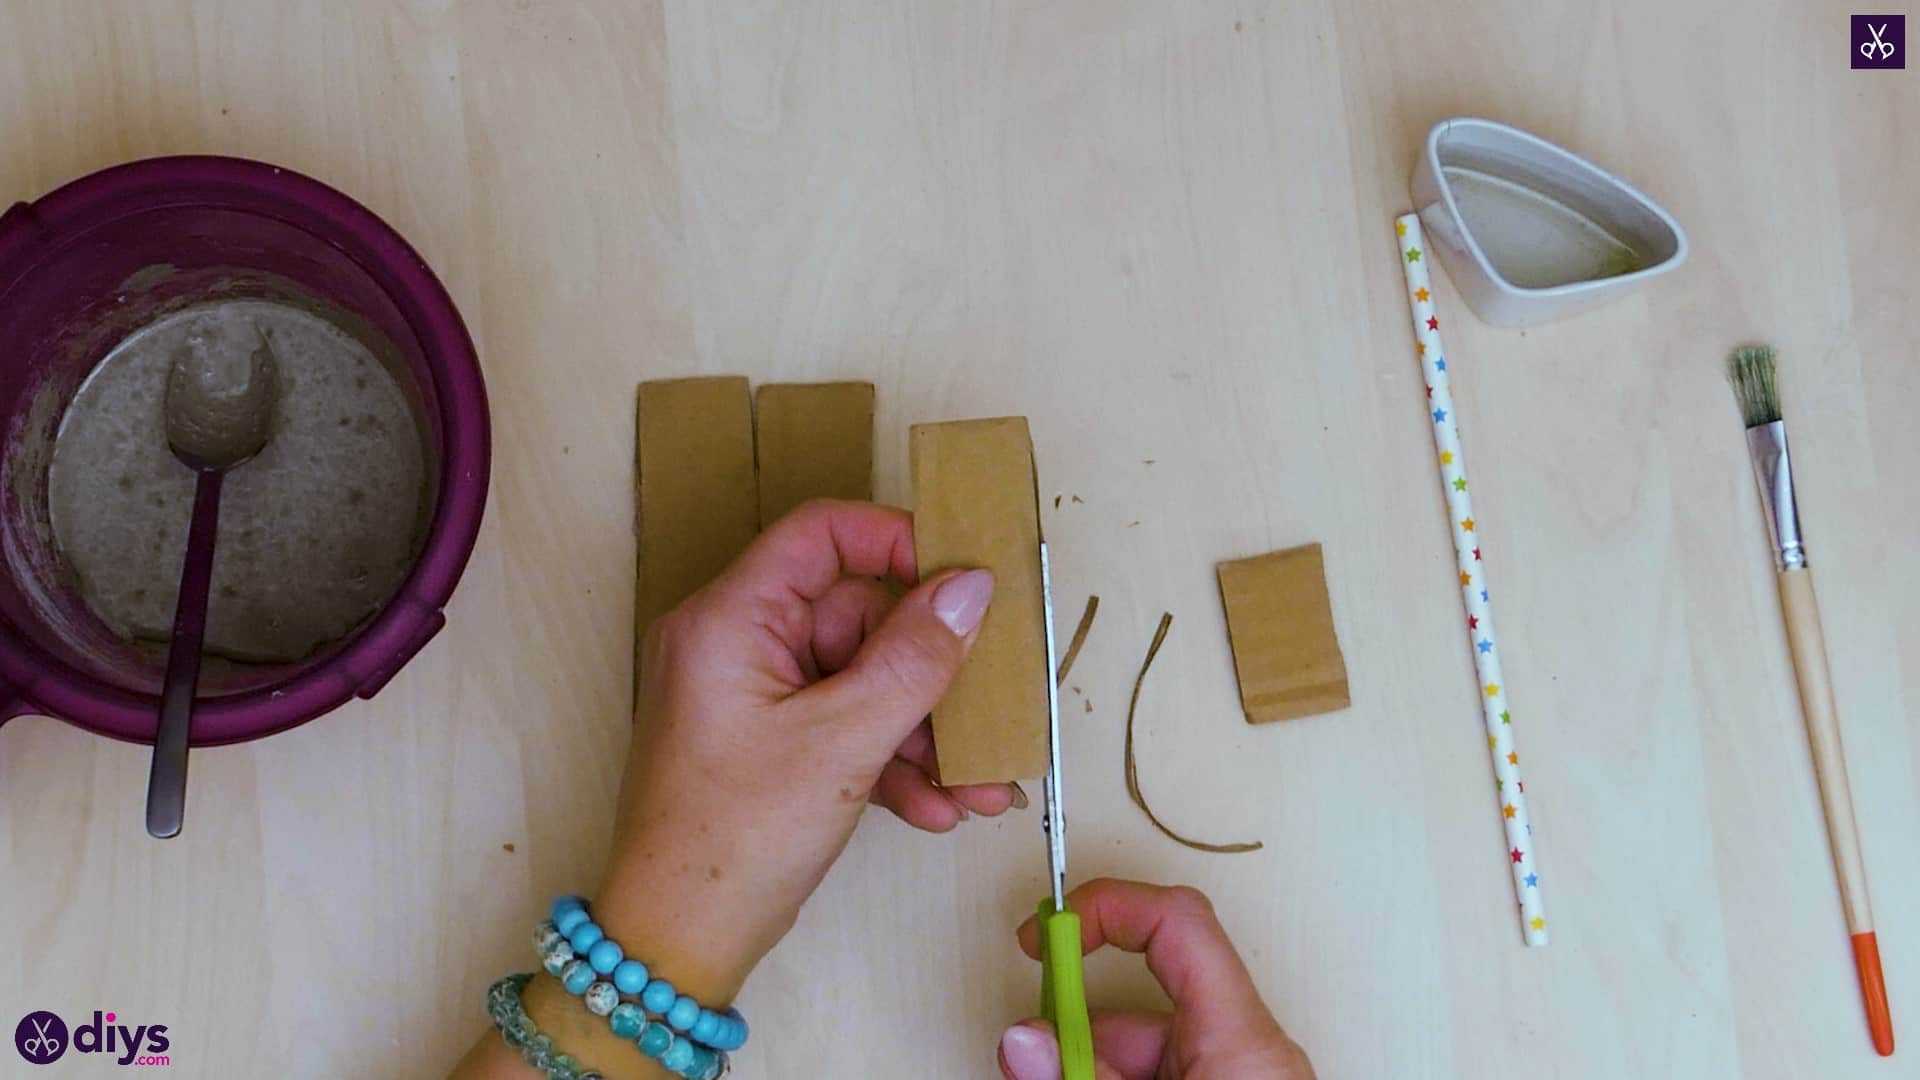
[932,569,994,636]
[998,1025,1060,1080]
[1008,781,1029,810]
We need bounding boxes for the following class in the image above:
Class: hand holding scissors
[1034,543,1096,1080]
[1004,547,1313,1080]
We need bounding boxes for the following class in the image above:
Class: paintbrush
[1730,344,1893,1057]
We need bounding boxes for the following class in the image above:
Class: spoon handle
[146,469,224,839]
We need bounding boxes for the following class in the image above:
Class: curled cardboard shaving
[1055,595,1099,685]
[1125,613,1263,855]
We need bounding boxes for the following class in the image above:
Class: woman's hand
[997,879,1315,1080]
[453,500,1019,1079]
[593,499,1020,1001]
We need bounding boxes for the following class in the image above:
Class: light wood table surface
[3,3,1917,1077]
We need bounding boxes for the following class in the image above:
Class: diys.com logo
[13,1010,171,1067]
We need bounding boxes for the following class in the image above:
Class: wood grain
[2,2,1916,1076]
[1777,568,1873,934]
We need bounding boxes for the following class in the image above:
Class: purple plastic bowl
[0,156,489,745]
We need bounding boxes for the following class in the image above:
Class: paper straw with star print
[1393,213,1547,947]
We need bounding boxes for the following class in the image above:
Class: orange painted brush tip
[1852,931,1894,1057]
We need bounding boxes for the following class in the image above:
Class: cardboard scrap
[1215,542,1349,724]
[754,382,875,526]
[1055,595,1098,686]
[635,377,759,646]
[1125,613,1263,854]
[909,417,1049,784]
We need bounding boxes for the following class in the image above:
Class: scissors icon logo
[22,1020,60,1057]
[1853,14,1905,68]
[13,1011,69,1063]
[1862,22,1894,59]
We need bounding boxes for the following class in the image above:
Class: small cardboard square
[910,417,1049,783]
[754,382,875,526]
[1216,543,1349,724]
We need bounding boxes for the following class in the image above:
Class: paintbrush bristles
[1729,344,1781,428]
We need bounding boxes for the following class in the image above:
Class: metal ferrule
[1745,420,1807,571]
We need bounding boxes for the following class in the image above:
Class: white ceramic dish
[1410,118,1688,327]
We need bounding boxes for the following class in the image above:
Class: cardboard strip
[754,382,875,526]
[909,417,1049,784]
[635,377,759,649]
[1056,595,1098,686]
[1125,613,1262,854]
[1215,543,1350,725]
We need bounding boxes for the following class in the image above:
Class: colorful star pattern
[1394,213,1546,947]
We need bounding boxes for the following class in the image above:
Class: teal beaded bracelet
[545,894,747,1053]
[485,973,604,1080]
[537,895,739,1078]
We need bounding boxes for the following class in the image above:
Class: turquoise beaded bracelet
[485,973,605,1080]
[537,895,743,1078]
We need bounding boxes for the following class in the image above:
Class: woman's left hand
[594,499,1020,1002]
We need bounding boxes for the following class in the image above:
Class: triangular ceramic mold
[1410,118,1688,327]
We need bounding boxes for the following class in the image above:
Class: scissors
[1036,542,1095,1080]
[1861,22,1894,60]
[22,1016,62,1059]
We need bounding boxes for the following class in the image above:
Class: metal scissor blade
[1039,541,1067,909]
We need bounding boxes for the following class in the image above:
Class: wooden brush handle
[1776,567,1873,933]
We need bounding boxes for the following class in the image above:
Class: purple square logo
[1854,15,1904,68]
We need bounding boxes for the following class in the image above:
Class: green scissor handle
[1038,898,1096,1080]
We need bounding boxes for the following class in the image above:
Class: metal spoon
[145,331,280,838]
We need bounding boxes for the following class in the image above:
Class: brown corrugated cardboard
[754,382,875,526]
[909,417,1049,783]
[1216,543,1350,724]
[635,377,759,649]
